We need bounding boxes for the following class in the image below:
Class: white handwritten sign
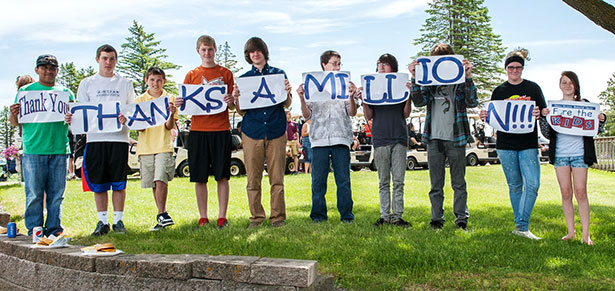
[547,100,599,136]
[361,73,409,105]
[415,55,465,86]
[70,101,122,134]
[122,96,172,131]
[236,74,286,110]
[177,84,228,116]
[16,90,70,123]
[486,100,536,134]
[302,71,351,103]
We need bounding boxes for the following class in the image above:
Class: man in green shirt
[9,54,75,237]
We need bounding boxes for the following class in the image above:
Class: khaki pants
[242,133,287,223]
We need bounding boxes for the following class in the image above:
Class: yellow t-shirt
[134,90,178,155]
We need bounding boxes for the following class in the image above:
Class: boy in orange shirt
[135,67,178,231]
[175,35,235,229]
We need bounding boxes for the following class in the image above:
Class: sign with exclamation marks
[485,100,536,134]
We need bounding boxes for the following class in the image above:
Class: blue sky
[2,0,615,112]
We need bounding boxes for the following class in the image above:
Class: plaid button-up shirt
[410,78,478,147]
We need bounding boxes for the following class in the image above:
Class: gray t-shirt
[430,85,455,141]
[370,103,408,148]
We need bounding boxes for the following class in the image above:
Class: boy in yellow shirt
[135,67,178,231]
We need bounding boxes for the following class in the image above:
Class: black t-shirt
[369,103,408,148]
[490,79,547,150]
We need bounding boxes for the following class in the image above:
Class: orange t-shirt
[183,65,234,131]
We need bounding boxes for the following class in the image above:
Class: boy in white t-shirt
[68,44,135,236]
[135,67,178,231]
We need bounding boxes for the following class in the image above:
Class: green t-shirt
[15,82,75,154]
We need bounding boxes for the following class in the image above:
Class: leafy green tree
[413,0,505,101]
[57,62,95,93]
[118,20,181,95]
[215,41,243,74]
[598,72,615,136]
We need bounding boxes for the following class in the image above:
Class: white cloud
[504,39,606,48]
[306,40,358,48]
[364,0,428,18]
[523,59,615,104]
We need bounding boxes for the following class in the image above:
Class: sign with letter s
[547,100,599,136]
[178,84,228,116]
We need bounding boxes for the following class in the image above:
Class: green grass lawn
[2,164,615,290]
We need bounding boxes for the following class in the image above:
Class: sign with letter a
[485,100,536,134]
[122,96,172,131]
[547,100,599,136]
[236,74,286,110]
[415,55,465,86]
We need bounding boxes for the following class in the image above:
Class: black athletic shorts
[188,131,232,182]
[82,142,129,192]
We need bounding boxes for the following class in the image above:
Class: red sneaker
[198,217,209,228]
[217,218,228,229]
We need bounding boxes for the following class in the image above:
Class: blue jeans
[497,149,540,231]
[22,154,67,236]
[310,145,354,221]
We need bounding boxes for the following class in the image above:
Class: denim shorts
[554,155,588,168]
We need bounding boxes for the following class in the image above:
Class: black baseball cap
[36,54,59,67]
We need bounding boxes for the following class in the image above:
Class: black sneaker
[91,221,110,236]
[151,223,165,232]
[112,220,127,234]
[456,222,468,231]
[391,218,412,228]
[157,212,175,227]
[374,218,389,226]
[430,220,444,230]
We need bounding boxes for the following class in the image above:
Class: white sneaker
[512,229,541,240]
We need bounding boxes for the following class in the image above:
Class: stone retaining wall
[0,235,333,290]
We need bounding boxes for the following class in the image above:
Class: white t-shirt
[555,133,584,158]
[77,73,135,143]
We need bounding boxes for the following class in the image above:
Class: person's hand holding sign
[463,59,473,79]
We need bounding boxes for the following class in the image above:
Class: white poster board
[360,73,409,105]
[415,55,465,86]
[70,101,122,134]
[15,90,70,123]
[485,100,536,134]
[177,84,228,116]
[236,74,286,110]
[547,100,600,136]
[302,71,351,102]
[122,96,172,130]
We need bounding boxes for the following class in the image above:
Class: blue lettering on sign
[431,57,464,84]
[127,105,152,127]
[181,85,225,113]
[305,72,335,100]
[305,72,350,100]
[487,102,535,131]
[250,77,276,104]
[150,98,170,124]
[97,103,121,131]
[71,105,98,133]
[416,58,432,85]
[181,86,205,111]
[204,86,225,113]
[363,74,409,104]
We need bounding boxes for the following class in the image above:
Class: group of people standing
[9,36,606,245]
